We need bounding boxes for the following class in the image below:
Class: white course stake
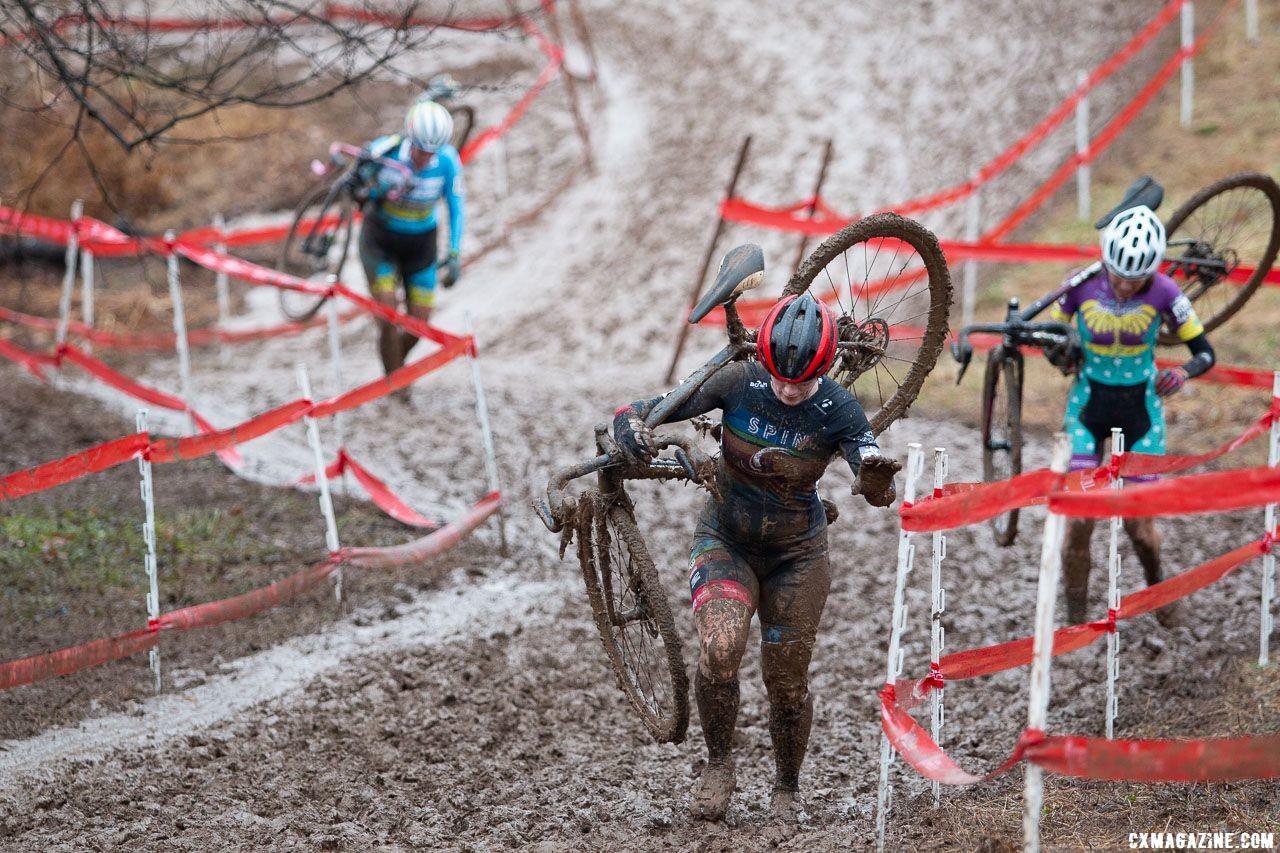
[1075,70,1091,222]
[1246,0,1258,42]
[297,364,343,601]
[137,410,162,693]
[54,199,83,355]
[875,443,925,853]
[1023,433,1072,853]
[1105,427,1126,738]
[1180,1,1195,130]
[213,213,231,366]
[80,247,95,354]
[961,192,981,329]
[165,230,194,430]
[929,446,949,807]
[1260,372,1280,665]
[464,314,508,555]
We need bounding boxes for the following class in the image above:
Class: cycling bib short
[359,215,438,308]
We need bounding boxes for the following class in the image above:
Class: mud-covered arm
[835,401,898,506]
[833,401,879,481]
[611,362,745,461]
[616,361,746,425]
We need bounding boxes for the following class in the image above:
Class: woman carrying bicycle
[358,99,466,375]
[1044,204,1215,627]
[612,293,901,823]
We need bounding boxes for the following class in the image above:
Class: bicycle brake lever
[951,341,973,385]
[672,447,698,483]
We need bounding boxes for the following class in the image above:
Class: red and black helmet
[756,293,837,383]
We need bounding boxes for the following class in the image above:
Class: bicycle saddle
[1094,175,1164,229]
[689,244,765,323]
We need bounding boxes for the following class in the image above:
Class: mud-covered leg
[758,539,830,822]
[376,317,403,376]
[691,598,752,821]
[761,635,815,795]
[1062,517,1096,625]
[1124,517,1184,627]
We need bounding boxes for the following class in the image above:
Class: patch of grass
[0,505,295,620]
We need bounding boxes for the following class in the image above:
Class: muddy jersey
[1049,270,1203,385]
[633,361,880,544]
[364,134,465,249]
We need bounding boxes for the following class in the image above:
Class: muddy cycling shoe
[689,759,736,821]
[768,788,810,825]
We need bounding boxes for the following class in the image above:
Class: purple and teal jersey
[1049,270,1203,385]
[1050,270,1203,472]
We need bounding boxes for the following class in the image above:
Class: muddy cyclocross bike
[534,213,954,743]
[276,104,476,323]
[951,172,1280,547]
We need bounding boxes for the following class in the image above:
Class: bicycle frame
[535,300,753,534]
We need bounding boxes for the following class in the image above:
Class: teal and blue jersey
[364,134,465,252]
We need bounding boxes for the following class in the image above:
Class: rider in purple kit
[1045,204,1215,626]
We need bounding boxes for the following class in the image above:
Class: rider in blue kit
[612,293,901,822]
[1045,204,1215,627]
[359,99,465,374]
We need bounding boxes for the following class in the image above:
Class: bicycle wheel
[576,489,689,744]
[1158,172,1280,345]
[277,181,356,322]
[785,212,953,435]
[981,345,1023,547]
[448,104,476,151]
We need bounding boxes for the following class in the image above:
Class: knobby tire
[982,346,1024,547]
[277,182,355,322]
[785,212,952,435]
[1158,172,1280,345]
[576,490,689,744]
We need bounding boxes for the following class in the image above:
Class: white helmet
[404,100,453,151]
[1101,205,1166,279]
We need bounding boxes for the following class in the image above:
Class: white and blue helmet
[404,100,453,151]
[1101,205,1166,279]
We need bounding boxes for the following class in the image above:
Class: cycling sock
[769,692,813,792]
[695,671,739,763]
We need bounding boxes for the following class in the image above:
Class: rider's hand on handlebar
[612,406,658,464]
[853,454,901,507]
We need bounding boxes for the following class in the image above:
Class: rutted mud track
[6,2,1275,851]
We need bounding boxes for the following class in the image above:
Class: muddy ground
[2,1,1278,851]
